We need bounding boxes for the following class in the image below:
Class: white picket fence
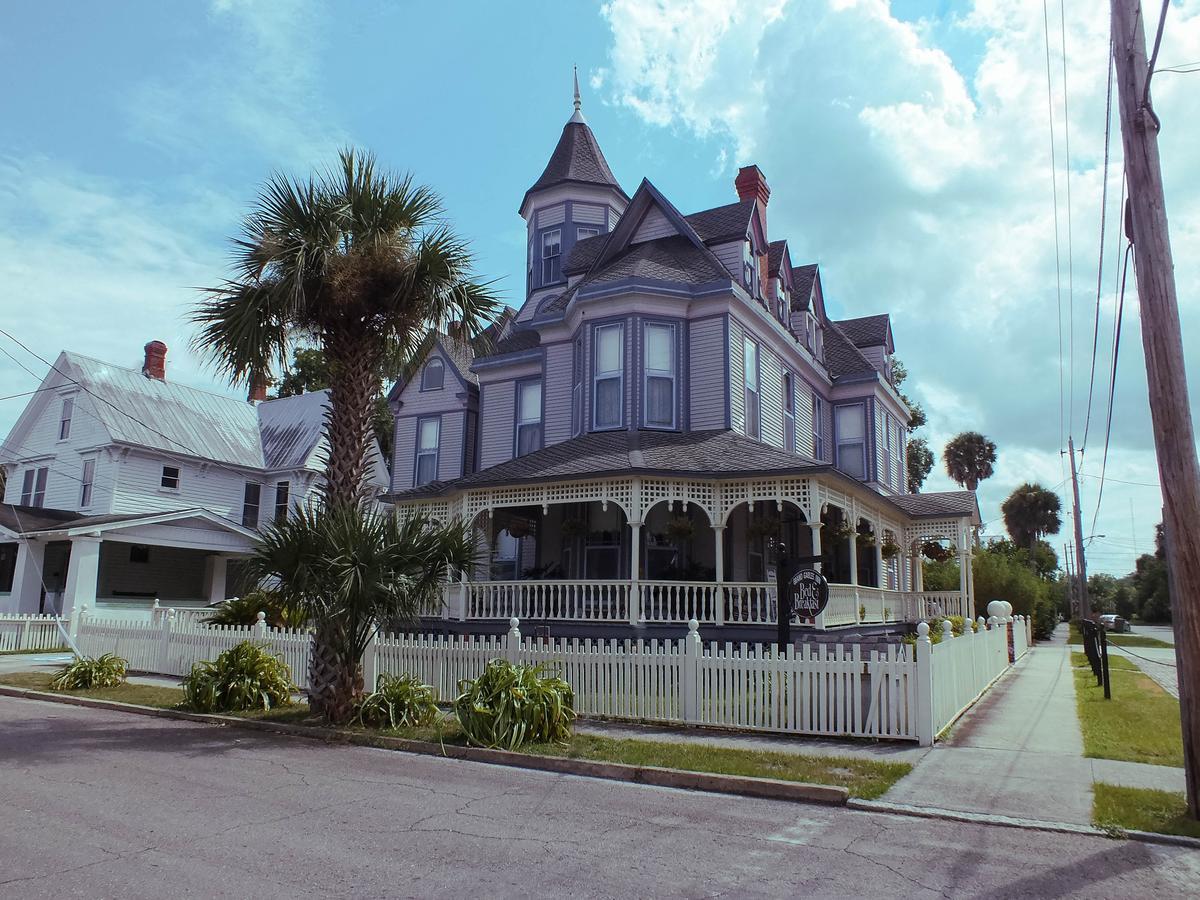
[928,615,1033,736]
[0,614,69,653]
[74,606,312,689]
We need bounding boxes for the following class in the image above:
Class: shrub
[204,589,301,628]
[182,641,294,712]
[454,659,575,750]
[355,673,439,730]
[51,654,127,690]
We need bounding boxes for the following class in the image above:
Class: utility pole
[1111,0,1200,819]
[1067,437,1091,619]
[1064,543,1076,617]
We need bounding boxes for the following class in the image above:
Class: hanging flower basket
[858,531,876,548]
[506,517,531,539]
[664,515,696,543]
[881,540,902,560]
[747,516,781,541]
[828,520,853,541]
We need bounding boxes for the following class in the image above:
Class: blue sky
[2,1,1199,575]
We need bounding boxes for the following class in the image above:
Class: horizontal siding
[795,379,816,457]
[689,317,726,430]
[631,206,676,244]
[396,351,468,417]
[480,381,516,470]
[862,346,887,370]
[543,342,574,446]
[712,241,744,280]
[729,320,745,433]
[537,205,565,228]
[574,203,606,225]
[760,349,784,449]
[109,451,249,522]
[392,417,417,491]
[438,411,465,482]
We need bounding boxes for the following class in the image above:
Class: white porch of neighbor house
[1,510,257,621]
[398,474,977,630]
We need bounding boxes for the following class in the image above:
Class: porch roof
[0,504,258,542]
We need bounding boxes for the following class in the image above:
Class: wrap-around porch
[400,473,977,630]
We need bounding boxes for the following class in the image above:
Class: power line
[1058,0,1076,437]
[1042,0,1067,469]
[1143,0,1171,107]
[1079,472,1160,488]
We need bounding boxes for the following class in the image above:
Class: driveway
[1,696,1197,899]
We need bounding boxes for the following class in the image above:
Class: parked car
[1099,614,1129,633]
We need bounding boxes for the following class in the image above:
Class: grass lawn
[1,671,911,799]
[1071,652,1183,767]
[1093,783,1200,839]
[1067,621,1173,649]
[0,647,69,655]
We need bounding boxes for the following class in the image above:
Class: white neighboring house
[0,341,389,617]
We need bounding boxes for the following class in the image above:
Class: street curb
[848,799,1200,850]
[0,685,848,807]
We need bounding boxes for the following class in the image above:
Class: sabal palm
[248,505,475,724]
[192,148,497,505]
[943,431,998,491]
[1001,482,1062,549]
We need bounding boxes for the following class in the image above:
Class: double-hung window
[242,483,261,528]
[541,229,562,284]
[161,465,180,490]
[577,226,600,240]
[835,404,867,480]
[415,416,440,487]
[515,380,543,457]
[80,458,95,507]
[571,336,584,436]
[882,416,893,486]
[812,395,825,460]
[59,397,73,440]
[20,467,48,507]
[274,481,290,523]
[742,337,760,439]
[421,359,444,391]
[782,372,796,452]
[643,322,676,429]
[593,323,623,429]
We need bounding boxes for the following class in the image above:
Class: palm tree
[192,149,496,718]
[192,148,497,506]
[248,505,475,724]
[942,431,998,491]
[1001,483,1062,550]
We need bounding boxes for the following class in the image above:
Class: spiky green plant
[181,641,294,713]
[454,659,575,750]
[204,589,304,628]
[355,673,440,730]
[51,654,127,690]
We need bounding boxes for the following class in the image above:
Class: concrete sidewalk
[881,624,1186,826]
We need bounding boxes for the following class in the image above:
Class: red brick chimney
[248,372,268,403]
[735,164,771,207]
[142,341,167,380]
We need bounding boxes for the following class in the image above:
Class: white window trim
[592,323,624,431]
[514,379,543,458]
[79,457,96,508]
[242,482,261,529]
[782,372,796,452]
[742,336,760,439]
[642,322,676,430]
[414,416,441,488]
[835,403,868,480]
[541,228,562,284]
[160,465,180,491]
[420,358,445,391]
[58,396,74,442]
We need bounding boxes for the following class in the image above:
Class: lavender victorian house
[387,84,979,630]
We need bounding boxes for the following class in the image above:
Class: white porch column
[914,550,925,592]
[202,554,229,605]
[9,540,46,614]
[62,535,101,619]
[874,538,885,589]
[965,549,976,619]
[628,520,642,625]
[712,524,725,627]
[958,548,971,619]
[809,523,825,629]
[847,531,860,623]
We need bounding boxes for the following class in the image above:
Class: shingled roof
[767,240,787,277]
[684,199,755,244]
[791,264,818,311]
[836,314,891,349]
[890,491,980,520]
[563,232,609,275]
[477,327,541,358]
[521,121,627,211]
[822,323,878,381]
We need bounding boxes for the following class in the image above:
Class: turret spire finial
[569,65,586,123]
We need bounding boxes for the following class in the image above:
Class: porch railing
[442,579,970,629]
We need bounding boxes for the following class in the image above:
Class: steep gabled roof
[521,121,627,212]
[563,232,609,275]
[836,314,892,350]
[822,322,878,381]
[477,327,541,359]
[685,199,755,244]
[586,235,727,287]
[257,390,329,471]
[791,264,818,311]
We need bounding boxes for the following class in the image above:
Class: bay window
[515,380,543,457]
[643,322,676,429]
[414,416,440,487]
[593,323,623,429]
[835,403,867,480]
[742,337,760,439]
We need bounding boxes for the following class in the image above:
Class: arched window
[421,358,444,391]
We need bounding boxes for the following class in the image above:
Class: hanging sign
[790,569,830,618]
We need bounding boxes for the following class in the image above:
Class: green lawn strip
[1070,652,1184,768]
[1,672,909,799]
[0,647,69,656]
[1093,783,1200,839]
[1067,622,1172,648]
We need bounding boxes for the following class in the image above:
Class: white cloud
[598,0,1200,573]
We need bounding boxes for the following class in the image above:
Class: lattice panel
[716,477,813,523]
[395,500,452,523]
[905,518,969,548]
[640,479,718,522]
[463,479,635,520]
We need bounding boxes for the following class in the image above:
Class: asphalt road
[1,697,1197,899]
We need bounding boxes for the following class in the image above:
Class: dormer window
[59,397,74,440]
[542,229,562,284]
[421,358,444,391]
[742,245,759,298]
[806,314,816,351]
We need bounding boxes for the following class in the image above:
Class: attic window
[161,466,180,490]
[421,359,444,391]
[59,397,74,441]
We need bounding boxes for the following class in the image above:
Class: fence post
[941,619,954,643]
[363,624,379,692]
[255,611,268,640]
[70,602,87,640]
[682,618,700,724]
[158,609,175,674]
[915,621,934,746]
[20,617,31,652]
[506,617,521,665]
